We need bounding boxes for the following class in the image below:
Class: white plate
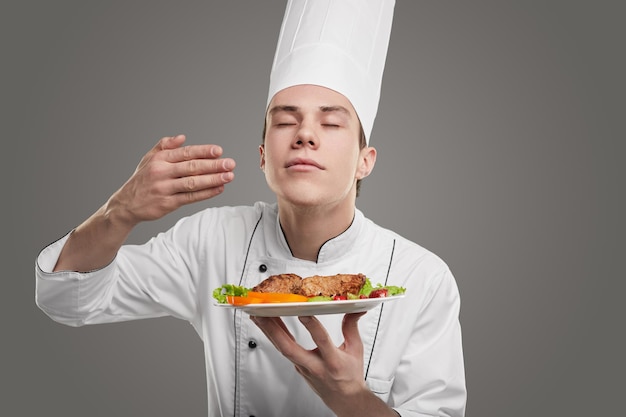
[214,295,404,317]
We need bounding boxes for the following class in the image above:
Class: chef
[35,1,466,416]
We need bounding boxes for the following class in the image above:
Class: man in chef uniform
[35,1,466,416]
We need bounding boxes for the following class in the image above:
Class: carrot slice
[246,291,308,303]
[226,295,264,306]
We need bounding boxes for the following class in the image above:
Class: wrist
[103,192,140,231]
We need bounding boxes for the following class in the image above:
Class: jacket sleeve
[35,211,209,327]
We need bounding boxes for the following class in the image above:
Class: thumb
[158,134,186,151]
[137,135,186,170]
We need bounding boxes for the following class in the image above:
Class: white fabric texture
[36,202,466,417]
[267,0,395,143]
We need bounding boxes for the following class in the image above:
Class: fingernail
[299,316,312,324]
[221,172,234,182]
[211,146,223,157]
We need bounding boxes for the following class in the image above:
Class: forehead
[267,84,358,117]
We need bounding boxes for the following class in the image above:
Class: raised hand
[111,134,235,225]
[53,134,235,272]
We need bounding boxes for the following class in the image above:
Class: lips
[285,157,324,169]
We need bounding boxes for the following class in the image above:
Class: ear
[259,144,266,172]
[356,146,377,180]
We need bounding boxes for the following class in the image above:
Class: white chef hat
[267,0,395,144]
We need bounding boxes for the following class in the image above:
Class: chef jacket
[36,202,466,417]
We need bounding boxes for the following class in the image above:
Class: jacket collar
[267,203,365,264]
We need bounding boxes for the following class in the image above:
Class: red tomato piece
[369,289,389,298]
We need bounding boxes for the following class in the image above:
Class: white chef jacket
[36,202,466,417]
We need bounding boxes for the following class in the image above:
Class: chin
[268,177,355,207]
[282,187,355,210]
[282,191,327,207]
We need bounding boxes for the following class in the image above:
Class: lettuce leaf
[359,278,374,296]
[384,285,406,296]
[359,277,406,297]
[212,284,249,304]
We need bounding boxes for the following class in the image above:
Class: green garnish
[383,285,406,296]
[212,284,249,304]
[359,278,374,297]
[359,278,406,297]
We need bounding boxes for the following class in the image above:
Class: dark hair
[262,122,368,197]
[356,125,366,197]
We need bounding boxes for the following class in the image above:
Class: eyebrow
[320,105,350,115]
[268,105,351,117]
[268,105,299,115]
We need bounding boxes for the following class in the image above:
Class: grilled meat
[299,273,366,298]
[252,273,366,298]
[252,273,303,294]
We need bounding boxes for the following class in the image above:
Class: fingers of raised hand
[133,156,234,213]
[158,134,187,151]
[137,135,187,170]
[169,171,234,201]
[170,157,235,179]
[165,143,224,163]
[150,139,235,199]
[167,157,234,199]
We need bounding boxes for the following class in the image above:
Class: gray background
[2,1,624,416]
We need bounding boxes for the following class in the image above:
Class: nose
[293,122,318,149]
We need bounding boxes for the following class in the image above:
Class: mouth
[285,158,324,170]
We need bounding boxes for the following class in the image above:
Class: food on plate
[298,273,366,298]
[251,273,303,294]
[225,292,308,306]
[252,273,366,298]
[213,274,406,305]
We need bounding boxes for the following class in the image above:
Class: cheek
[261,146,282,179]
[335,150,361,179]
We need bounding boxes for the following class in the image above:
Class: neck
[278,201,356,262]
